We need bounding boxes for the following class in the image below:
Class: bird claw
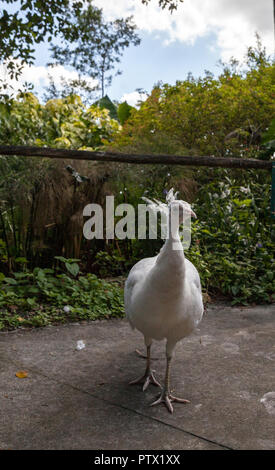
[129,370,161,391]
[150,391,190,413]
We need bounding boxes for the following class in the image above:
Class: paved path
[0,303,274,450]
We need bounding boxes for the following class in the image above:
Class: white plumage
[124,189,204,413]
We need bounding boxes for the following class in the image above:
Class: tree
[0,0,85,78]
[0,0,181,81]
[141,0,183,11]
[43,71,98,106]
[117,101,134,125]
[94,95,118,120]
[111,42,275,160]
[49,5,140,98]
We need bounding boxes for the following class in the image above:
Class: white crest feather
[141,188,179,215]
[166,188,178,204]
[141,196,168,215]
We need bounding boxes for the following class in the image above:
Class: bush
[0,264,124,330]
[187,170,275,304]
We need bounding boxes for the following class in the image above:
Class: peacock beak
[191,209,197,218]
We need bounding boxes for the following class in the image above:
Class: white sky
[94,0,274,61]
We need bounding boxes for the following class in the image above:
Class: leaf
[65,262,79,277]
[54,256,67,263]
[36,269,45,282]
[15,257,28,264]
[4,277,17,285]
[15,371,28,378]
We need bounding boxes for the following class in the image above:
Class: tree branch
[0,145,272,170]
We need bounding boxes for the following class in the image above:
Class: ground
[0,302,274,450]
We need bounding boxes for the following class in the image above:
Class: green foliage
[94,250,134,278]
[0,267,124,330]
[0,92,121,149]
[187,170,275,305]
[112,44,274,159]
[117,101,134,125]
[95,95,118,120]
[54,256,80,277]
[259,118,275,160]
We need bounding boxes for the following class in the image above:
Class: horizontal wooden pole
[0,145,272,170]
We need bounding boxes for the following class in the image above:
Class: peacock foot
[129,369,161,391]
[150,390,190,414]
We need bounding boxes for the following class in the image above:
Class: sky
[1,0,274,106]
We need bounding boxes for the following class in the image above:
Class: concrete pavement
[0,302,274,450]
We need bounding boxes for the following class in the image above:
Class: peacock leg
[129,345,161,391]
[150,356,190,413]
[135,348,159,360]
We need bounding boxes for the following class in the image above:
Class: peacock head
[141,188,196,230]
[166,188,196,224]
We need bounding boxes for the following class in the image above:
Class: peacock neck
[151,213,185,292]
[166,207,184,254]
[162,226,184,263]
